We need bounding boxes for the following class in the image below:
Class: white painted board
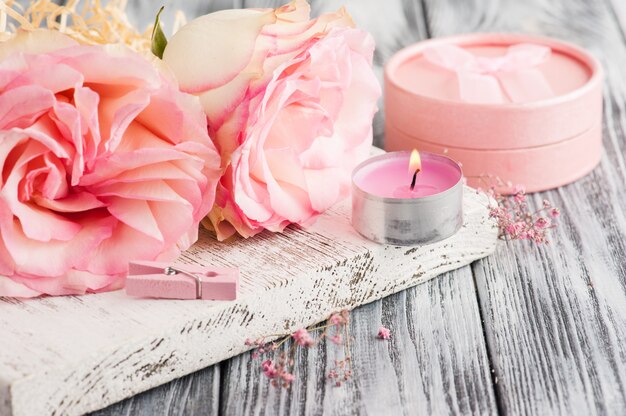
[0,185,497,416]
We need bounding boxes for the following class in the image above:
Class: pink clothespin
[126,261,239,300]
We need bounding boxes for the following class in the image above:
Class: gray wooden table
[91,0,626,414]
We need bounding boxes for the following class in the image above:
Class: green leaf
[151,6,168,59]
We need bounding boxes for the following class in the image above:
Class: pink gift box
[384,33,603,193]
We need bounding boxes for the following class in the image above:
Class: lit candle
[351,150,463,245]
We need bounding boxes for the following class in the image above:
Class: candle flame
[409,149,422,174]
[409,149,421,191]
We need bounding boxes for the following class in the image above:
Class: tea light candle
[351,150,463,245]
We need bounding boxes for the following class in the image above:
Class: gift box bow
[423,43,554,104]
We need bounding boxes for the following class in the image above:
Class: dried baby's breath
[0,0,161,53]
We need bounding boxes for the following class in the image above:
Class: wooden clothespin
[126,261,239,300]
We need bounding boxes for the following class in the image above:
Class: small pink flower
[377,326,391,340]
[488,208,501,219]
[484,179,558,245]
[505,222,524,236]
[262,359,277,378]
[514,193,526,203]
[329,334,343,345]
[329,313,346,325]
[292,328,315,347]
[535,217,550,229]
[282,373,295,383]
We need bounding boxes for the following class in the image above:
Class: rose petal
[262,147,307,190]
[0,277,40,298]
[148,200,195,247]
[7,59,83,93]
[303,167,342,212]
[264,6,354,55]
[0,29,78,61]
[73,86,101,170]
[0,209,114,277]
[199,72,257,129]
[0,133,46,187]
[163,8,277,93]
[6,268,124,297]
[34,192,106,213]
[53,45,159,88]
[0,54,28,90]
[17,118,73,160]
[0,206,15,276]
[93,180,191,205]
[98,89,151,153]
[80,148,203,186]
[0,85,55,129]
[106,197,164,242]
[2,148,79,242]
[134,86,190,144]
[108,162,196,184]
[82,223,165,275]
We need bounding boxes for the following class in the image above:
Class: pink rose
[0,30,221,297]
[163,0,380,240]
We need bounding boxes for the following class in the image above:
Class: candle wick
[410,169,420,191]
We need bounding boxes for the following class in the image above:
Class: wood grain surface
[419,0,626,414]
[98,0,626,415]
[3,0,626,415]
[92,0,626,415]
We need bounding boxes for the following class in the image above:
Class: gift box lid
[384,33,603,150]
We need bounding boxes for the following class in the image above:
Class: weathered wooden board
[0,183,497,416]
[421,0,626,414]
[89,365,221,416]
[91,364,222,416]
[216,266,498,416]
[10,0,626,415]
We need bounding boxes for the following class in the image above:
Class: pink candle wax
[353,152,462,199]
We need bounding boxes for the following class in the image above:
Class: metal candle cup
[351,151,463,246]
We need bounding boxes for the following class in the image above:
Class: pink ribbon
[423,43,554,104]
